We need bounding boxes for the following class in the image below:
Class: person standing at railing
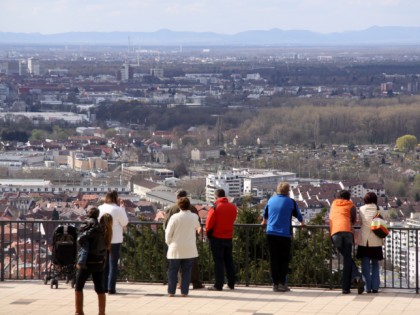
[261,182,305,292]
[98,190,129,295]
[165,197,201,297]
[357,192,383,293]
[206,188,237,291]
[329,190,365,294]
[164,189,205,290]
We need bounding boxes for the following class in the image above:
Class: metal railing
[0,220,419,292]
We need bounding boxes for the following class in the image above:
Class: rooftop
[1,281,419,315]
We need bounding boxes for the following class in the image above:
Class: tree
[289,208,340,287]
[396,135,417,153]
[171,161,188,177]
[30,129,47,141]
[0,130,29,142]
[234,196,270,285]
[121,223,167,282]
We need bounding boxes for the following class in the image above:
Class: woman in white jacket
[98,190,129,294]
[165,197,200,297]
[357,192,383,293]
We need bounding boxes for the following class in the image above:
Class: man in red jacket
[206,189,237,291]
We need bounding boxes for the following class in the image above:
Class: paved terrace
[1,281,420,315]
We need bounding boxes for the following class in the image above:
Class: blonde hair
[100,213,113,250]
[276,182,290,195]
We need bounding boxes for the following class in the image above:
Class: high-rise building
[150,68,164,78]
[27,57,40,76]
[119,62,134,81]
[206,171,243,202]
[19,60,27,76]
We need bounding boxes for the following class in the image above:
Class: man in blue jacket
[261,182,305,292]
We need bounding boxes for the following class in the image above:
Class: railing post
[416,229,419,294]
[1,221,4,282]
[328,227,333,290]
[245,226,249,286]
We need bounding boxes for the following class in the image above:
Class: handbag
[370,211,389,238]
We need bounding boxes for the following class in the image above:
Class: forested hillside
[94,97,420,146]
[236,103,420,145]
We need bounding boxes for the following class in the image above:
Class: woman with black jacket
[74,213,113,315]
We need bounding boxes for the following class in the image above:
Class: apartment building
[243,171,296,197]
[206,171,243,202]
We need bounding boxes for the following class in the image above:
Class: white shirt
[165,210,200,259]
[98,203,129,244]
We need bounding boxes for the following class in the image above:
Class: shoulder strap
[212,202,219,211]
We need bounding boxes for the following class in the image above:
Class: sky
[0,0,419,35]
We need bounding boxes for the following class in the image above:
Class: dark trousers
[331,232,361,291]
[267,234,291,285]
[209,237,235,290]
[75,263,105,294]
[191,258,201,286]
[104,243,121,292]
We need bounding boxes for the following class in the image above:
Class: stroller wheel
[43,275,49,285]
[51,279,58,289]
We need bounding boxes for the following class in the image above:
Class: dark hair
[105,190,118,204]
[215,189,225,198]
[176,190,188,199]
[87,207,99,219]
[100,213,113,250]
[364,192,378,205]
[177,197,190,210]
[338,190,351,200]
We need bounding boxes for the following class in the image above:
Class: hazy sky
[1,0,419,35]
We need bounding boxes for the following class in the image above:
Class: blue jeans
[331,232,361,291]
[209,238,235,290]
[168,258,194,295]
[361,257,380,291]
[104,243,121,293]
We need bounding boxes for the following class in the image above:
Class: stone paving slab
[0,281,419,315]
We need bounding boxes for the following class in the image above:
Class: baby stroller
[43,224,78,289]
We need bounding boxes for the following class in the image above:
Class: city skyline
[0,0,419,35]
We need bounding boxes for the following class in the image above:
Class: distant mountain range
[1,26,420,46]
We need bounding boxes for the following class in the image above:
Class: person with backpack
[75,213,113,315]
[261,182,305,292]
[77,207,100,269]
